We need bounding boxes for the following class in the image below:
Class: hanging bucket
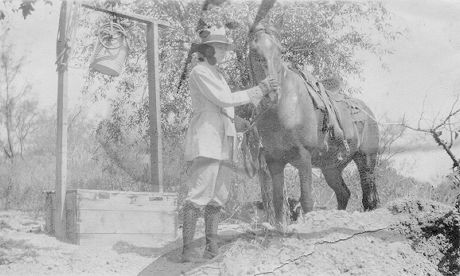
[90,22,129,77]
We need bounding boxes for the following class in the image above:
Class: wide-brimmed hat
[198,25,233,46]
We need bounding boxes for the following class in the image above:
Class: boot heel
[181,202,202,262]
[203,205,221,259]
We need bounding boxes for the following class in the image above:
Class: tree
[378,121,406,165]
[0,0,53,21]
[402,96,460,207]
[0,29,39,160]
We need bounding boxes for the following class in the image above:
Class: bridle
[253,26,283,54]
[243,28,284,135]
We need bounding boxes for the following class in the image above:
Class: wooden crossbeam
[81,3,169,27]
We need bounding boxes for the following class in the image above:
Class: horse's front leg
[291,148,314,214]
[266,159,288,228]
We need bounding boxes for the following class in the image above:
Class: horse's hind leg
[321,167,350,210]
[353,152,379,210]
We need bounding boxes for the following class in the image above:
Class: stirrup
[337,152,344,161]
[343,139,350,153]
[323,138,329,152]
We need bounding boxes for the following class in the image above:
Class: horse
[248,25,380,227]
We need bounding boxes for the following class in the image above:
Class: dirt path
[1,198,458,275]
[180,206,442,276]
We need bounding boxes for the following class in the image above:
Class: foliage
[0,107,146,211]
[73,0,399,137]
[432,171,460,206]
[0,29,40,160]
[0,0,53,21]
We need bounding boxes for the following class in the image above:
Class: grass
[0,237,39,265]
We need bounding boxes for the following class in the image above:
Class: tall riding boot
[182,201,205,263]
[203,204,221,259]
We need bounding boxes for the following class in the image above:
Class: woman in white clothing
[182,25,278,262]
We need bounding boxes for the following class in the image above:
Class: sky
[4,0,460,184]
[355,0,460,183]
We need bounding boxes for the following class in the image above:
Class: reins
[239,97,274,178]
[242,103,272,134]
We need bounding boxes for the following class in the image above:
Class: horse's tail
[351,99,379,155]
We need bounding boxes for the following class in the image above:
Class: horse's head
[250,24,283,79]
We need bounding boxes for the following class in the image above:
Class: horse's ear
[267,25,281,39]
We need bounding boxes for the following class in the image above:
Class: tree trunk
[5,94,14,159]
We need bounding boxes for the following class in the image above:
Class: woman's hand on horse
[259,77,279,95]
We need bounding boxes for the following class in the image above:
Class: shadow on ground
[136,229,258,276]
[135,225,408,276]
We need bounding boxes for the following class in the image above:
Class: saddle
[289,65,371,156]
[291,67,347,140]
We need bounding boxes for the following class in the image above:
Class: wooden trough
[45,189,177,247]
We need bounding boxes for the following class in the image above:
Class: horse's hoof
[261,222,275,231]
[275,222,289,234]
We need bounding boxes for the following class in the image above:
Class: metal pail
[90,22,129,77]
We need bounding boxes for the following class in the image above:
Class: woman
[182,25,278,262]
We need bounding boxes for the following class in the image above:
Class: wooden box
[45,189,178,247]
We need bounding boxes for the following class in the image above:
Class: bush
[432,171,460,206]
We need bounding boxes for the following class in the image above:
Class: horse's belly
[260,131,295,158]
[310,138,359,168]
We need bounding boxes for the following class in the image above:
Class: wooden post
[55,0,70,241]
[146,22,163,193]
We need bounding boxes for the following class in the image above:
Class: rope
[238,97,276,178]
[242,103,273,135]
[96,21,128,49]
[55,1,80,70]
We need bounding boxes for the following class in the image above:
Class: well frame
[51,1,173,245]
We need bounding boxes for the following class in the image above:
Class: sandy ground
[0,211,154,276]
[0,198,458,276]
